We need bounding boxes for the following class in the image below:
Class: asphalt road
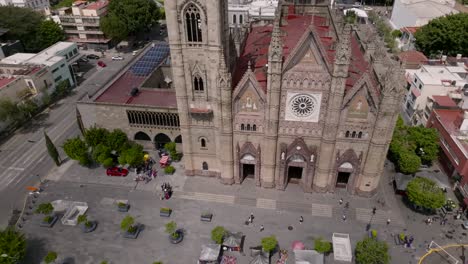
[0,52,134,228]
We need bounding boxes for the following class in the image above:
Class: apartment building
[0,0,50,11]
[54,0,110,50]
[0,65,52,103]
[403,61,468,126]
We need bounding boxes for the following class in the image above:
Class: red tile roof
[398,51,427,66]
[401,27,420,35]
[0,77,17,89]
[85,0,108,10]
[433,95,457,107]
[233,13,374,98]
[434,108,468,152]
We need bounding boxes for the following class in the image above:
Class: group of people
[135,158,157,183]
[160,182,173,200]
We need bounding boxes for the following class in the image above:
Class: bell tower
[165,0,234,183]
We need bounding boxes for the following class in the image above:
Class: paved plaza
[14,157,468,263]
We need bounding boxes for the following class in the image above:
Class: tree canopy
[106,129,128,152]
[85,126,109,148]
[211,226,227,244]
[406,177,446,210]
[355,237,390,264]
[0,6,64,52]
[63,137,88,161]
[45,131,61,166]
[389,116,439,174]
[100,0,161,41]
[414,13,468,57]
[36,20,65,51]
[261,235,278,253]
[0,228,26,264]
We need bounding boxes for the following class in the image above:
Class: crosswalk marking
[312,203,333,217]
[256,198,276,210]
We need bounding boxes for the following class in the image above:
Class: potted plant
[117,201,130,212]
[77,214,97,233]
[370,229,378,239]
[160,207,172,217]
[165,221,183,244]
[37,203,58,228]
[211,226,226,244]
[121,215,141,239]
[314,237,332,255]
[164,166,175,175]
[43,251,57,264]
[201,212,213,222]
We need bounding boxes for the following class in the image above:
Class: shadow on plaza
[18,112,52,135]
[23,236,48,264]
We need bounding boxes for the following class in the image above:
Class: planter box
[40,215,58,228]
[160,209,172,217]
[169,229,184,244]
[80,221,97,233]
[123,225,141,239]
[118,204,130,212]
[201,213,213,222]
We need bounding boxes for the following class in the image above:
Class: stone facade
[164,0,406,196]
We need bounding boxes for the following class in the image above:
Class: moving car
[106,167,129,177]
[112,56,124,61]
[97,61,106,67]
[86,54,100,59]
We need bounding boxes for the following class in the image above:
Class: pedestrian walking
[299,216,303,224]
[339,198,343,205]
[342,215,346,221]
[260,225,264,232]
[387,218,391,225]
[345,202,349,209]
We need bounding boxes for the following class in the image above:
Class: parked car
[112,56,124,61]
[97,61,106,67]
[132,50,139,56]
[462,221,468,230]
[106,167,129,177]
[86,54,100,60]
[79,57,89,62]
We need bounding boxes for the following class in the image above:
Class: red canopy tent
[159,156,169,167]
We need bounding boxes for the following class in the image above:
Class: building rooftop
[398,50,427,68]
[401,26,420,35]
[432,95,457,107]
[85,0,108,10]
[0,42,75,67]
[434,108,468,157]
[409,65,468,86]
[0,76,16,89]
[94,42,177,108]
[402,0,458,19]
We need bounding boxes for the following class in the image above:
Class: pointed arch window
[352,131,356,138]
[202,162,208,170]
[345,131,350,138]
[239,15,243,24]
[241,124,245,130]
[358,132,363,138]
[233,14,237,24]
[246,124,251,131]
[252,124,256,131]
[185,4,202,43]
[201,138,206,148]
[193,76,204,92]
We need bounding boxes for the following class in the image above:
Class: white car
[112,56,124,61]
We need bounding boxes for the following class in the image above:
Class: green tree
[0,228,26,264]
[211,226,227,244]
[35,203,54,214]
[397,150,421,174]
[43,251,57,264]
[0,98,23,123]
[120,215,135,232]
[92,144,111,163]
[165,221,179,239]
[261,235,278,253]
[119,143,144,167]
[18,99,39,119]
[0,6,43,52]
[414,13,468,57]
[344,10,356,24]
[314,237,332,254]
[355,237,390,264]
[391,30,402,38]
[100,0,161,40]
[44,131,61,166]
[100,13,129,41]
[106,129,128,152]
[63,137,88,160]
[406,177,445,210]
[408,126,439,165]
[85,126,109,148]
[36,20,65,50]
[51,80,71,101]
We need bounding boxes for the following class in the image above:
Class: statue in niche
[310,154,315,162]
[281,152,285,160]
[241,93,258,112]
[356,100,362,110]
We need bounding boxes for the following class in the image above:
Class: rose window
[291,95,316,117]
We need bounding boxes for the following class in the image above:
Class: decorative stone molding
[177,0,207,23]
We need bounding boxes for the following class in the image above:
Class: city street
[0,50,138,228]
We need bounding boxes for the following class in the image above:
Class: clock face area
[285,92,322,122]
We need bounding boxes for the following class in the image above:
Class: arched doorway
[287,154,306,184]
[134,131,151,141]
[240,154,256,181]
[336,162,353,189]
[174,135,182,143]
[154,133,171,149]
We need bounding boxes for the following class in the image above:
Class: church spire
[268,15,283,63]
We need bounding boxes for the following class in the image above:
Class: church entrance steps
[311,203,333,217]
[256,198,277,210]
[355,208,405,227]
[175,192,235,204]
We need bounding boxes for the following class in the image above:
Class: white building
[390,0,458,29]
[228,0,279,28]
[404,62,468,125]
[0,42,80,88]
[0,0,50,11]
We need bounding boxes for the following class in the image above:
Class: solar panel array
[130,43,170,76]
